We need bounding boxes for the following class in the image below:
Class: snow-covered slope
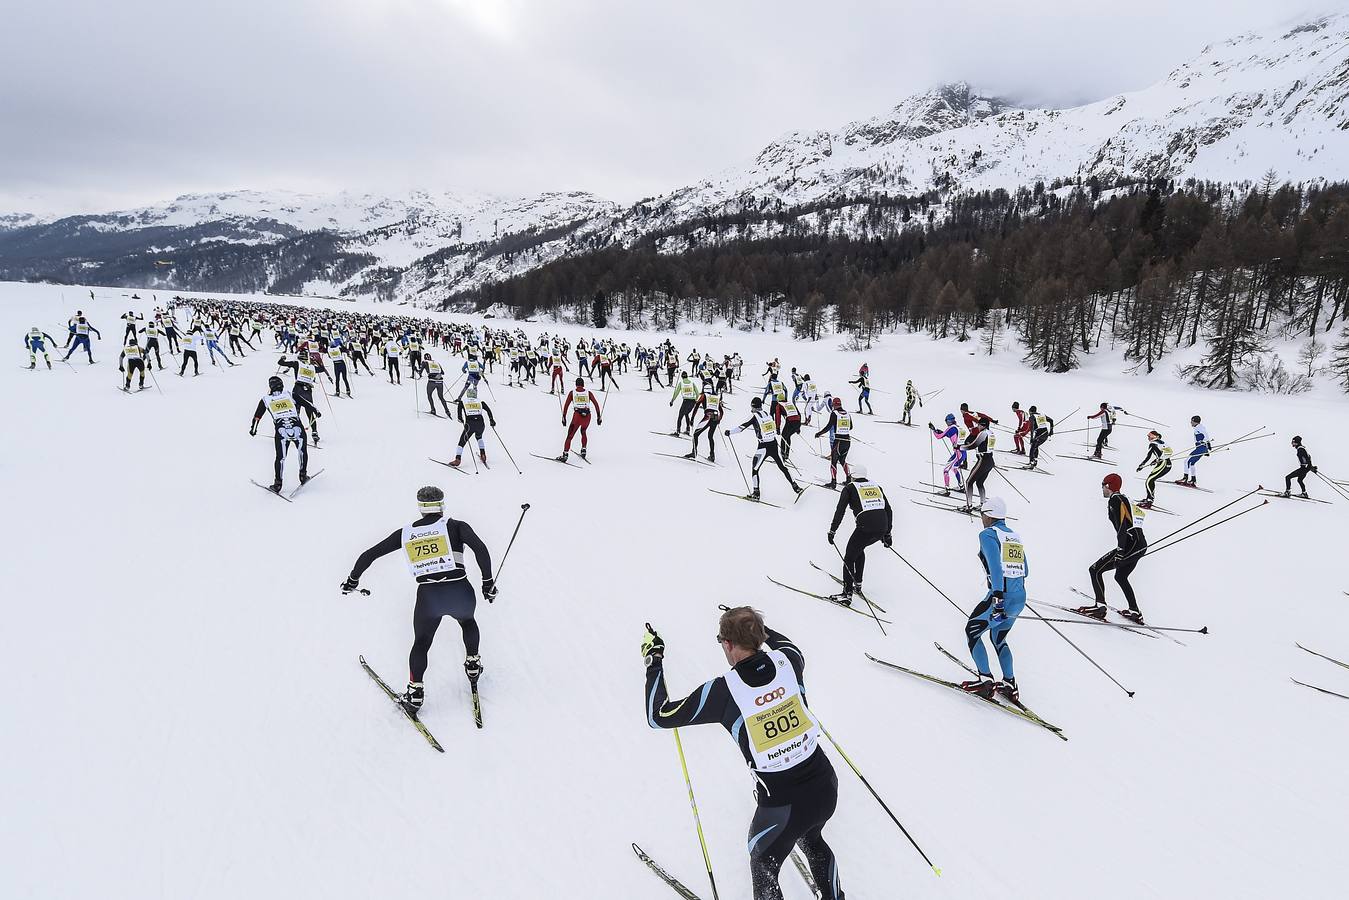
[2,13,1347,304]
[4,280,1347,900]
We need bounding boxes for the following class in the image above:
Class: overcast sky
[2,0,1344,215]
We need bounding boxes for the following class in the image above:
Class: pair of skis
[633,843,823,900]
[358,654,482,753]
[251,469,325,502]
[1293,643,1349,701]
[867,644,1066,739]
[766,575,892,624]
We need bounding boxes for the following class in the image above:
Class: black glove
[991,589,1005,601]
[314,409,323,419]
[882,533,893,548]
[482,578,498,603]
[340,576,359,594]
[927,422,935,431]
[249,425,257,436]
[826,531,835,545]
[641,624,665,665]
[1312,466,1319,473]
[489,420,497,428]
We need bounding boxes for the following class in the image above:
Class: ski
[1257,491,1332,505]
[529,452,581,468]
[877,420,917,427]
[910,499,975,517]
[791,849,822,898]
[1065,587,1186,644]
[1296,643,1349,671]
[1014,465,1054,476]
[1059,454,1117,466]
[902,484,954,497]
[470,676,483,729]
[250,479,293,502]
[1168,480,1215,493]
[766,576,893,623]
[808,561,888,613]
[287,469,324,499]
[931,642,1066,735]
[865,653,1066,739]
[649,430,685,439]
[429,457,472,475]
[1029,597,1159,640]
[631,843,702,900]
[358,655,445,753]
[1291,678,1349,701]
[653,451,715,467]
[709,489,782,509]
[115,385,150,394]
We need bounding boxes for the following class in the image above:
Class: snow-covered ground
[4,280,1346,900]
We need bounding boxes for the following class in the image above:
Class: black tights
[409,580,480,682]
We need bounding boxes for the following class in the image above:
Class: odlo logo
[755,687,786,707]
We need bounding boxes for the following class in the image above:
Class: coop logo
[754,687,786,707]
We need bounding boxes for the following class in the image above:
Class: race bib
[405,534,448,564]
[746,694,812,754]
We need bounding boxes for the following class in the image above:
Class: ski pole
[145,360,164,395]
[850,435,887,454]
[671,727,720,900]
[494,503,532,586]
[490,423,523,474]
[1144,501,1267,559]
[886,547,967,617]
[1313,471,1349,502]
[1149,487,1261,546]
[815,719,941,877]
[726,433,752,494]
[1122,412,1170,429]
[317,373,335,415]
[831,541,886,636]
[1034,617,1208,634]
[993,467,1030,504]
[1021,603,1135,697]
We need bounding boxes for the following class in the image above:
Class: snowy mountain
[2,13,1347,304]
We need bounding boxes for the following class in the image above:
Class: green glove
[641,623,665,665]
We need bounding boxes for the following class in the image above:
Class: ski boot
[792,483,804,495]
[449,456,461,468]
[996,677,1020,705]
[27,362,35,370]
[46,360,52,369]
[825,480,837,489]
[746,488,762,502]
[464,655,483,680]
[960,675,997,700]
[1119,608,1145,625]
[427,410,439,417]
[479,449,487,464]
[682,451,696,460]
[579,447,587,459]
[299,473,310,486]
[1137,499,1154,509]
[1280,490,1291,498]
[401,681,425,714]
[831,587,854,608]
[557,451,569,462]
[1092,451,1102,460]
[268,482,283,494]
[707,452,715,463]
[1074,603,1108,620]
[1299,491,1310,499]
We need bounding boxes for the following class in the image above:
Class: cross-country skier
[686,381,723,462]
[424,353,452,414]
[340,486,494,713]
[1283,436,1316,498]
[448,383,496,468]
[1012,401,1030,455]
[177,329,200,376]
[960,497,1028,703]
[560,377,601,461]
[1178,415,1209,487]
[1135,431,1171,508]
[24,327,56,369]
[249,375,318,492]
[642,608,845,900]
[117,338,148,391]
[62,315,100,363]
[815,398,854,488]
[901,379,921,425]
[849,371,872,415]
[1026,406,1054,469]
[727,396,803,501]
[929,414,966,494]
[1087,402,1128,458]
[960,415,997,511]
[670,371,698,435]
[1077,473,1148,623]
[826,463,892,603]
